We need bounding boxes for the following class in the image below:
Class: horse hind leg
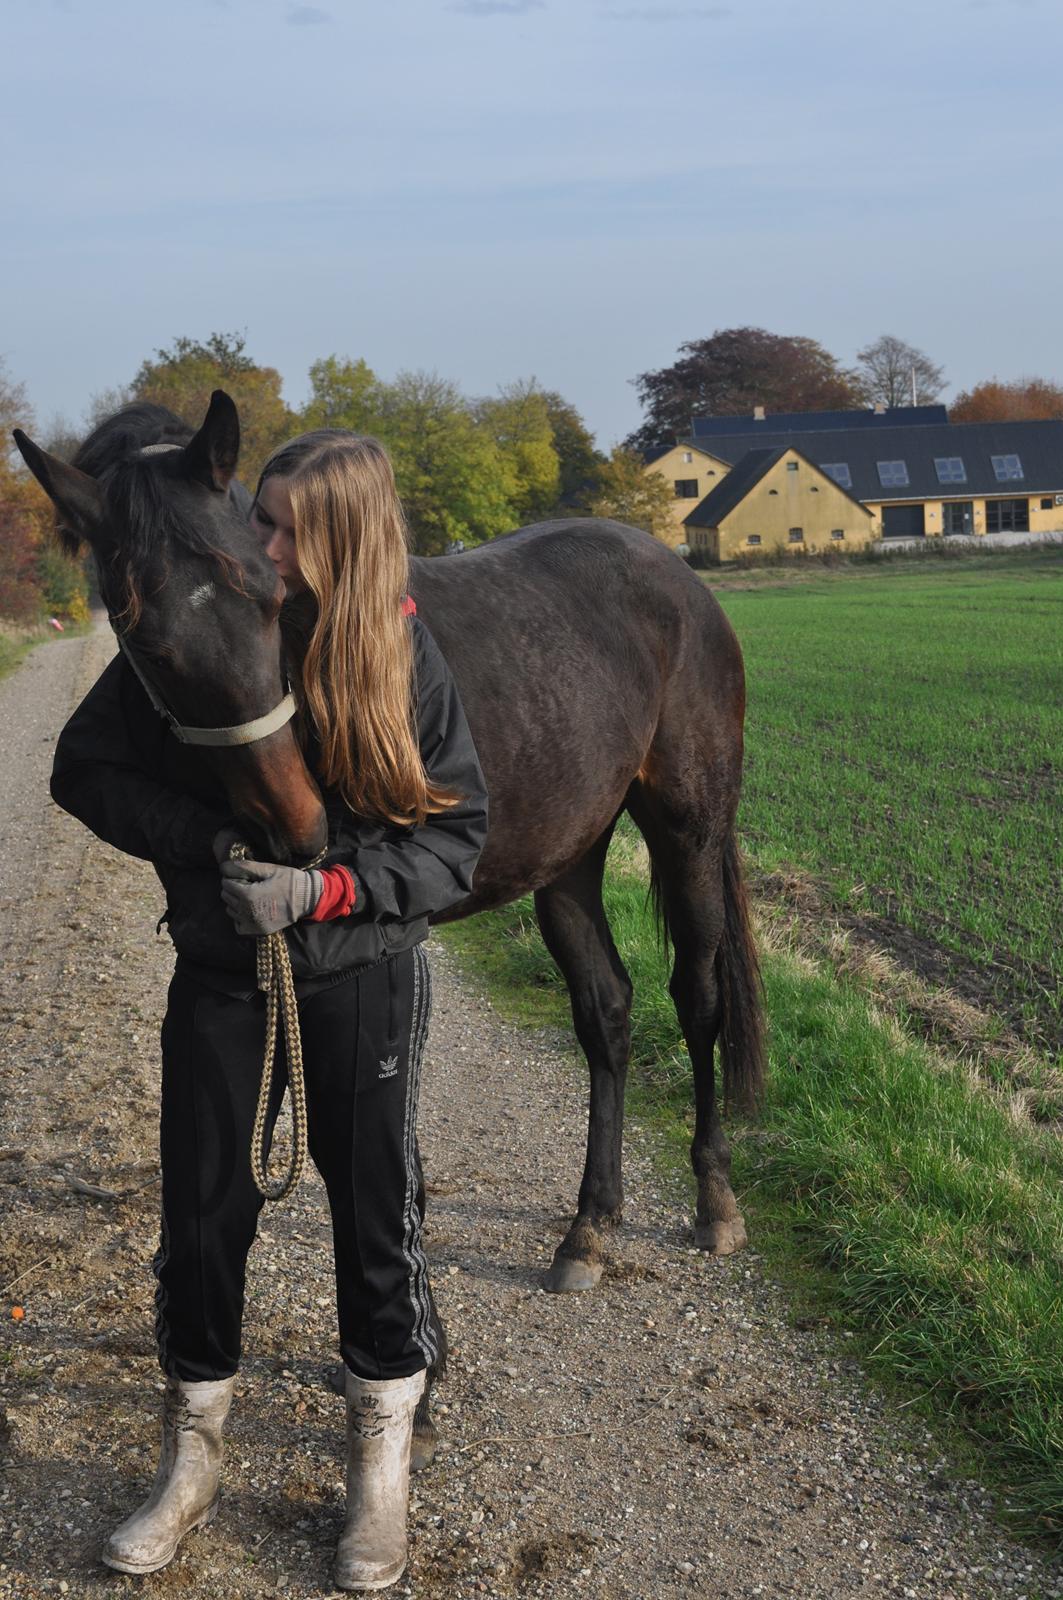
[534,821,633,1293]
[628,782,764,1258]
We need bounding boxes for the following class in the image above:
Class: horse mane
[70,402,244,628]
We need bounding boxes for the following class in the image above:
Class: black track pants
[153,943,442,1383]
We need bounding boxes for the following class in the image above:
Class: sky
[3,0,1062,450]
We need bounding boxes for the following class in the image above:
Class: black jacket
[50,617,488,983]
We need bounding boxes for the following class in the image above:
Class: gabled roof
[690,405,947,438]
[682,449,783,527]
[677,419,1063,503]
[683,445,872,528]
[643,440,730,468]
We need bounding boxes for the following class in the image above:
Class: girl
[49,430,489,1590]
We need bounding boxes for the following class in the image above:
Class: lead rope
[230,841,328,1202]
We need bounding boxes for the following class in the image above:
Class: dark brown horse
[15,392,765,1304]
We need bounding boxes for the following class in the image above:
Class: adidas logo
[377,1055,399,1080]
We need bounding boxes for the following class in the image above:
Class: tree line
[3,327,1062,625]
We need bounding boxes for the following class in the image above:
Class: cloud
[600,4,730,17]
[285,4,332,23]
[449,0,545,14]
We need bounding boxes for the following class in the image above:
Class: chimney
[753,405,765,422]
[874,403,885,414]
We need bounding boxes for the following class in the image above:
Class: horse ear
[182,390,240,492]
[12,429,108,553]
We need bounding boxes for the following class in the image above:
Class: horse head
[14,391,328,864]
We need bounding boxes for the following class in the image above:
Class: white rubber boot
[102,1375,235,1575]
[333,1368,426,1592]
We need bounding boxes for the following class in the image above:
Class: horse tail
[715,829,766,1114]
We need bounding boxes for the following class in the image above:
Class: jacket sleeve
[50,653,229,869]
[333,619,489,924]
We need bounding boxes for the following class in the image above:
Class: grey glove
[219,857,323,936]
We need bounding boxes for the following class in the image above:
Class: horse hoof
[411,1422,438,1474]
[543,1255,604,1294]
[695,1216,748,1256]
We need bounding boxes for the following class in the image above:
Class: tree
[537,390,603,510]
[377,371,518,555]
[1,356,34,467]
[949,376,1063,423]
[624,327,864,454]
[301,356,383,434]
[132,331,294,486]
[589,447,675,540]
[474,379,560,523]
[855,334,946,409]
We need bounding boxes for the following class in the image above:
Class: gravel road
[1,623,1060,1600]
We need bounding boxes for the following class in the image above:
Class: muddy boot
[333,1368,426,1592]
[102,1375,235,1575]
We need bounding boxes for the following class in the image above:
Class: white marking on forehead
[138,442,184,456]
[188,581,216,610]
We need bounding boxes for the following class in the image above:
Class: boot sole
[101,1495,220,1575]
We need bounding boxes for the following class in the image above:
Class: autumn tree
[0,358,89,622]
[132,331,294,485]
[624,327,864,454]
[589,447,675,540]
[949,376,1063,423]
[855,334,946,408]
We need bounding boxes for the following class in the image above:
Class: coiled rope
[230,842,326,1202]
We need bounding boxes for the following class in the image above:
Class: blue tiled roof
[679,420,1063,503]
[690,405,947,437]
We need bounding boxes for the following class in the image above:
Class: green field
[440,547,1063,1539]
[712,548,1063,1053]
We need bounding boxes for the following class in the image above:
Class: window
[674,479,699,498]
[788,527,804,543]
[831,529,845,540]
[986,498,1029,532]
[877,460,909,488]
[935,457,967,484]
[821,462,852,488]
[810,485,819,493]
[768,488,778,496]
[682,451,693,464]
[786,461,799,472]
[991,454,1024,481]
[747,535,762,546]
[1040,498,1053,510]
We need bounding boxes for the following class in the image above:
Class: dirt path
[1,624,1060,1600]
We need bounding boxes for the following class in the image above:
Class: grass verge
[438,845,1063,1543]
[0,618,92,683]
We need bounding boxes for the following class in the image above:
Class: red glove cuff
[308,864,357,921]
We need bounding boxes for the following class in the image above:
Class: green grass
[709,546,1063,1051]
[0,618,91,683]
[441,853,1063,1540]
[0,627,39,680]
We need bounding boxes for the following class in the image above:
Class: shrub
[36,543,91,623]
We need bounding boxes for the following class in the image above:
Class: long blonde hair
[257,431,458,826]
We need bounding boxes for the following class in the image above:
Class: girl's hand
[219,858,323,936]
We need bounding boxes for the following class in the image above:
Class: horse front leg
[533,835,633,1293]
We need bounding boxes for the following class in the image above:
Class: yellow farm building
[643,405,1063,560]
